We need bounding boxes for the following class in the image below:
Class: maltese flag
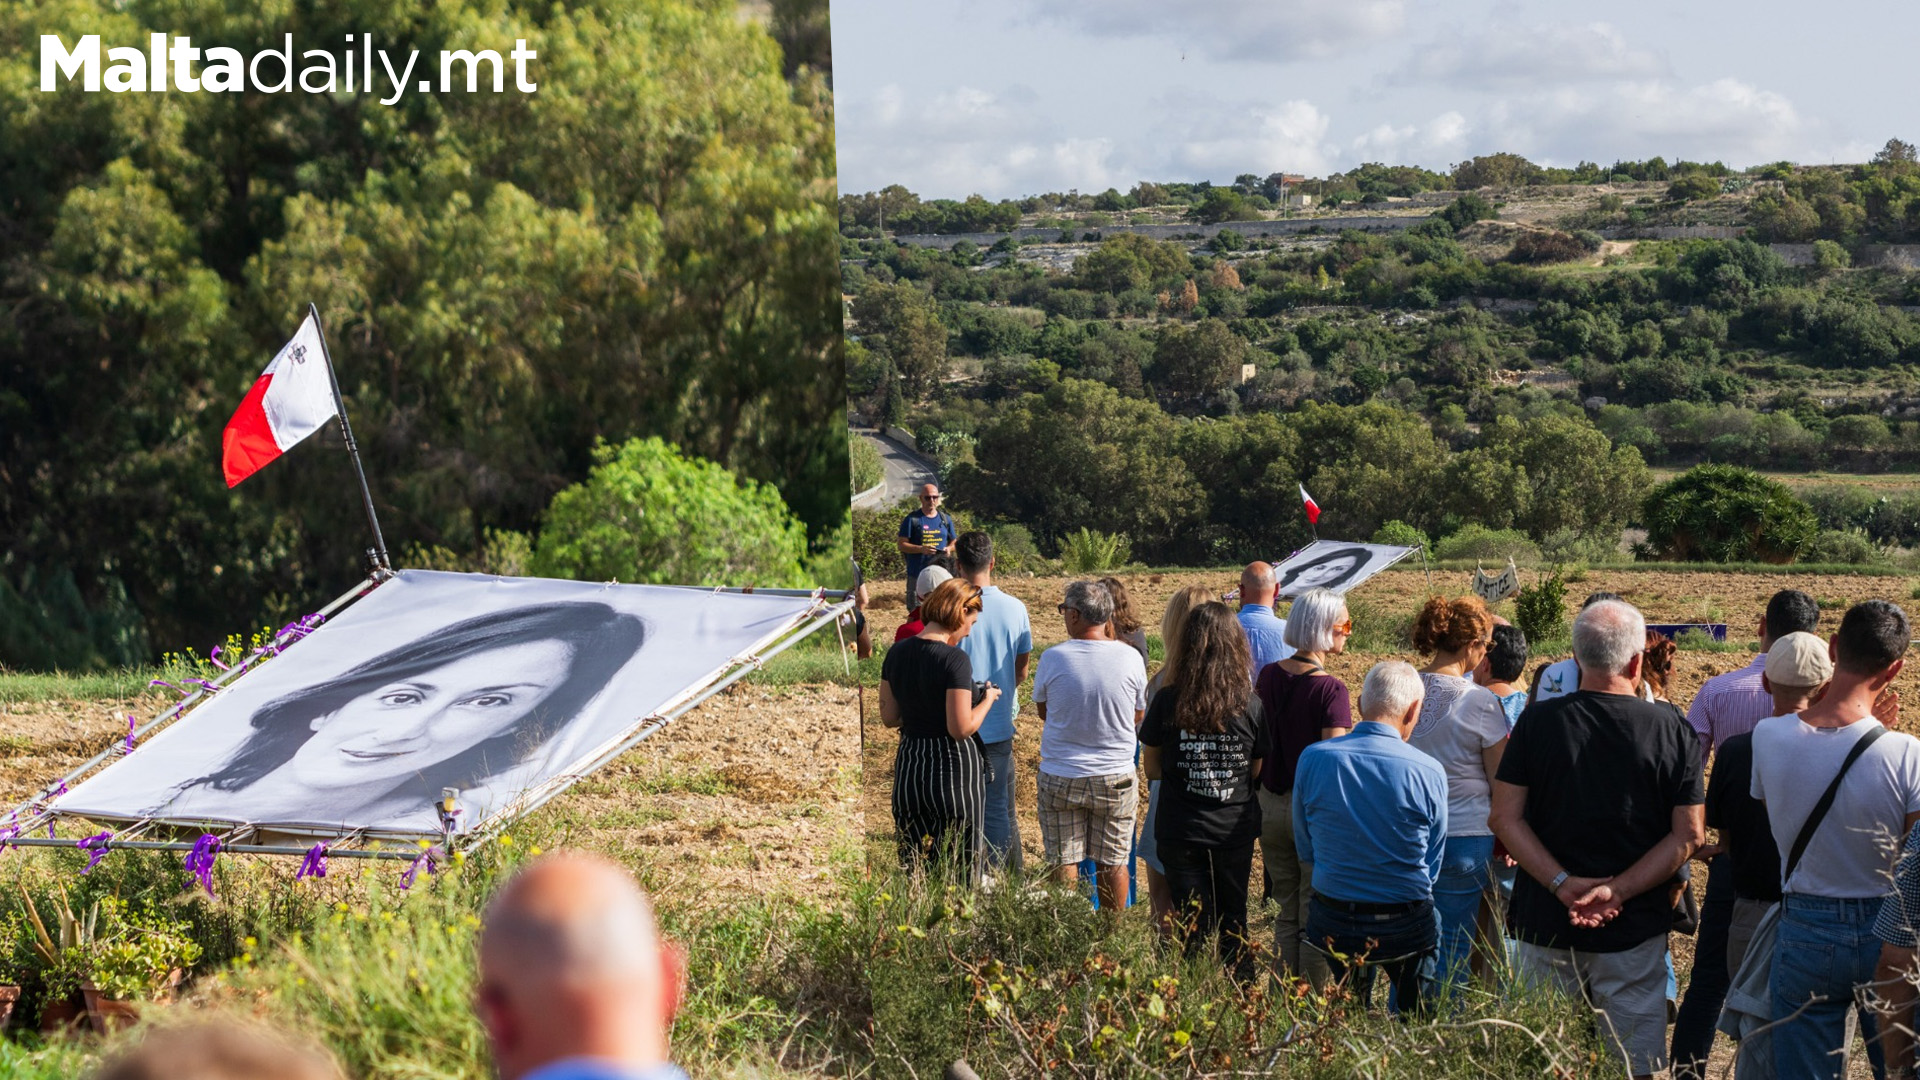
[1299,483,1321,525]
[221,314,338,488]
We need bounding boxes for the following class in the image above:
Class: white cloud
[1146,94,1337,178]
[1026,0,1405,62]
[1395,22,1668,88]
[1350,111,1470,161]
[1483,78,1802,165]
[837,83,1126,196]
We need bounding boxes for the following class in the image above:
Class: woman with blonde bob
[881,579,1002,879]
[1254,587,1356,977]
[1408,594,1510,996]
[1140,584,1218,934]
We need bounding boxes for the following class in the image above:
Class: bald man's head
[477,853,683,1080]
[1240,562,1277,607]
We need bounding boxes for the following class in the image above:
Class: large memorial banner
[1274,541,1417,597]
[54,571,830,840]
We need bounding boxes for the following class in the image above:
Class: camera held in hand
[971,680,997,706]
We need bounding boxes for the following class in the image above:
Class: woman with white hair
[1254,587,1356,978]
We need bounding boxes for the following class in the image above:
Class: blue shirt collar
[1349,720,1404,740]
[1241,604,1275,617]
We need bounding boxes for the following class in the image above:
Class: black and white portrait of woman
[54,571,829,837]
[1274,541,1415,598]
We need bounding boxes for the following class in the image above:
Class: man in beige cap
[476,853,687,1080]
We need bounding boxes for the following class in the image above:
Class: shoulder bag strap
[1784,724,1887,884]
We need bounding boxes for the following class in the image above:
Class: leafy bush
[852,507,907,580]
[1514,569,1569,645]
[850,433,885,494]
[531,437,809,587]
[1371,520,1430,552]
[983,522,1044,574]
[1805,528,1886,565]
[1435,193,1497,230]
[1539,528,1620,565]
[1057,528,1132,573]
[1508,230,1593,265]
[1434,524,1543,563]
[1641,465,1817,563]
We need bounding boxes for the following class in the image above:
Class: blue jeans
[1432,835,1495,997]
[1770,893,1888,1080]
[1303,896,1438,1016]
[980,738,1021,871]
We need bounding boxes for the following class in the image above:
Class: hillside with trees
[846,145,1920,568]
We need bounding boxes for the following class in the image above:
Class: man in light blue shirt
[1236,560,1293,681]
[955,531,1033,871]
[478,853,691,1080]
[1294,661,1447,1014]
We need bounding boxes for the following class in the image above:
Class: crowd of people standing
[877,493,1920,1079]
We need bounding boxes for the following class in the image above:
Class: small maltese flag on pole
[1299,483,1321,525]
[221,313,338,487]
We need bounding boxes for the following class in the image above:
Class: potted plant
[0,911,24,1030]
[79,900,201,1033]
[18,885,98,1034]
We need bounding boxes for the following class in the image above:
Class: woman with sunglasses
[881,579,1002,881]
[1254,587,1356,979]
[1408,594,1511,998]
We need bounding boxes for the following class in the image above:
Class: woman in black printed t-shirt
[1140,601,1271,975]
[880,579,1002,879]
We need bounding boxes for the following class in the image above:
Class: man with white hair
[1293,660,1447,1014]
[1491,599,1704,1080]
[1034,580,1149,910]
[1236,561,1293,680]
[477,852,688,1080]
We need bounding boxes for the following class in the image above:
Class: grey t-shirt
[1751,715,1920,898]
[1409,672,1511,838]
[1033,638,1149,778]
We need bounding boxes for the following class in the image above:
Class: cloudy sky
[831,0,1908,199]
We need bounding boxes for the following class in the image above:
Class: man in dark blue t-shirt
[895,482,956,602]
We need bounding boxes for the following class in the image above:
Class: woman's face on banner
[1291,553,1362,591]
[287,640,573,790]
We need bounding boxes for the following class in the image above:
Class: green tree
[1077,233,1191,294]
[1640,465,1817,563]
[1152,320,1251,399]
[1436,193,1497,231]
[1667,174,1721,202]
[1289,403,1449,537]
[1451,153,1543,190]
[1192,189,1261,225]
[1452,414,1651,541]
[951,379,1204,560]
[532,438,808,586]
[2,0,844,663]
[853,283,949,399]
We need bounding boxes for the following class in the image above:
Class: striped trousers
[892,734,987,880]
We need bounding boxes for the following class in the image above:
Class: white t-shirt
[1408,672,1511,837]
[1532,658,1580,702]
[1751,715,1920,898]
[1033,638,1149,778]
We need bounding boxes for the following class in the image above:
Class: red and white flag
[222,314,338,488]
[1299,483,1321,525]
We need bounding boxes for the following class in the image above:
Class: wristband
[1550,870,1570,893]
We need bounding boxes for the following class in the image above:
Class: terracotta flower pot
[0,984,20,1031]
[80,981,141,1034]
[39,993,85,1035]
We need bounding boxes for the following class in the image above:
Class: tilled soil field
[0,679,862,906]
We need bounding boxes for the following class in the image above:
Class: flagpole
[308,303,391,572]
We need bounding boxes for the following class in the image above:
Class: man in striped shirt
[1670,589,1818,1080]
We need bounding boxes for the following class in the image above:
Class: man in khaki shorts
[1033,580,1148,910]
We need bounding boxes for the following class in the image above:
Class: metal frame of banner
[1,577,853,865]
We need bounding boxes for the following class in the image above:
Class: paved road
[852,427,938,510]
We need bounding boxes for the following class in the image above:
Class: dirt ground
[862,568,1916,1076]
[0,679,863,907]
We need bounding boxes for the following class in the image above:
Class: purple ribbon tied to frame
[123,714,137,754]
[185,834,222,896]
[297,843,329,881]
[76,831,113,874]
[399,845,441,890]
[266,613,327,657]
